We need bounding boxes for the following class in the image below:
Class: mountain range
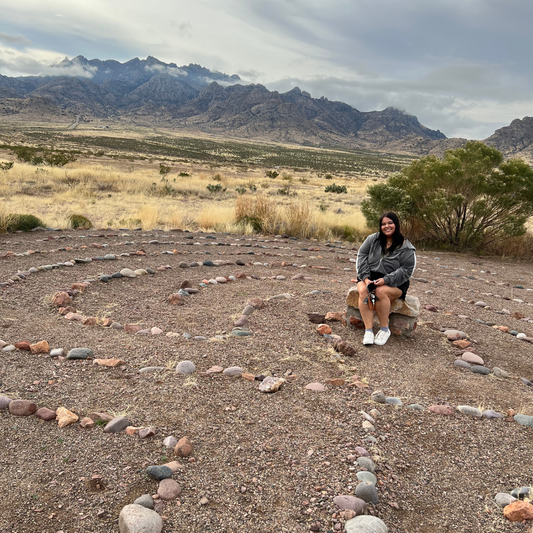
[0,55,531,160]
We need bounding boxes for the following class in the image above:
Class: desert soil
[0,228,532,533]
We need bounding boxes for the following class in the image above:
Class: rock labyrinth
[1,228,533,532]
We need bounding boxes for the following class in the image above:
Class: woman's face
[381,217,395,238]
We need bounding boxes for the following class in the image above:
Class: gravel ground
[1,229,533,533]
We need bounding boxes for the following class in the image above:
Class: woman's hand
[374,278,385,286]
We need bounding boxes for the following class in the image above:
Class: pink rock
[82,317,97,326]
[64,312,83,321]
[163,461,184,473]
[151,327,163,335]
[53,292,72,307]
[461,352,484,365]
[9,399,37,416]
[424,305,438,312]
[428,405,454,416]
[0,340,8,349]
[0,396,12,409]
[234,316,249,327]
[139,427,156,439]
[167,294,183,305]
[316,324,332,335]
[206,365,224,373]
[305,382,325,392]
[124,324,142,333]
[174,437,193,457]
[158,478,181,500]
[80,417,95,428]
[35,407,56,421]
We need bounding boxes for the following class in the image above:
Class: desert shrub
[178,171,190,177]
[159,163,171,176]
[235,196,277,233]
[362,141,533,250]
[236,187,247,195]
[277,184,293,196]
[330,224,367,243]
[43,151,77,167]
[265,170,279,179]
[206,183,226,193]
[325,183,347,193]
[68,214,93,229]
[299,177,309,184]
[282,174,293,182]
[0,162,14,171]
[325,173,333,179]
[3,213,44,232]
[212,173,222,182]
[12,146,37,163]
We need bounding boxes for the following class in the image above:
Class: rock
[333,495,367,515]
[316,323,333,335]
[174,437,193,457]
[50,348,64,357]
[95,358,126,367]
[511,487,533,500]
[120,268,137,278]
[180,280,193,289]
[146,465,172,481]
[134,495,154,510]
[325,378,345,387]
[118,504,162,533]
[356,457,375,472]
[53,291,72,307]
[305,382,325,392]
[475,301,487,307]
[470,365,491,375]
[2,345,15,352]
[242,305,255,316]
[35,407,56,421]
[234,316,249,327]
[67,348,93,360]
[9,400,37,416]
[163,461,183,473]
[167,293,183,305]
[30,340,49,354]
[124,324,142,333]
[424,304,438,312]
[259,376,285,392]
[407,404,425,411]
[356,471,377,485]
[56,407,79,427]
[452,339,472,349]
[247,298,265,309]
[82,316,97,326]
[492,367,509,378]
[345,515,388,533]
[176,361,196,374]
[230,329,252,337]
[80,417,95,428]
[158,478,181,500]
[206,365,224,373]
[139,427,156,439]
[370,391,386,404]
[503,501,533,521]
[163,436,178,448]
[347,286,420,317]
[64,312,84,321]
[0,396,12,409]
[15,341,31,351]
[223,366,243,377]
[334,340,357,357]
[428,404,454,416]
[355,446,371,457]
[355,482,379,504]
[444,329,467,340]
[103,416,131,433]
[87,412,113,424]
[461,352,484,365]
[495,493,516,508]
[514,414,533,427]
[389,313,418,337]
[454,360,471,369]
[483,410,503,419]
[385,397,403,406]
[139,366,164,373]
[457,405,482,417]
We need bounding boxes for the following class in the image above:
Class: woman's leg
[357,281,375,329]
[374,286,402,327]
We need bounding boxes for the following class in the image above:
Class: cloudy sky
[0,0,531,139]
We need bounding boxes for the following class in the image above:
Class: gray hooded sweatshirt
[356,233,416,287]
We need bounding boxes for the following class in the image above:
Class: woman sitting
[355,212,416,346]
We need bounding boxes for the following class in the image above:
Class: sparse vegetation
[0,213,44,233]
[0,161,14,172]
[68,214,93,229]
[325,183,347,193]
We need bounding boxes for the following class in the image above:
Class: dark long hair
[378,212,404,254]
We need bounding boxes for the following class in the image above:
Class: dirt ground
[1,228,532,533]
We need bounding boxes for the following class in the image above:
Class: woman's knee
[375,286,388,299]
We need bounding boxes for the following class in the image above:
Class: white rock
[163,436,178,448]
[119,504,162,533]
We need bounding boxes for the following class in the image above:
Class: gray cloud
[145,64,187,77]
[0,32,32,45]
[0,55,96,77]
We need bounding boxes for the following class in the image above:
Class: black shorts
[357,270,410,300]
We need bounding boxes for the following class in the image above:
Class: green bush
[68,214,93,229]
[178,171,190,177]
[206,183,226,193]
[361,141,533,250]
[265,170,279,179]
[0,161,14,171]
[159,163,171,176]
[325,183,347,193]
[236,187,247,195]
[3,213,45,232]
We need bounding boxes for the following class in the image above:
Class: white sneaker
[374,329,391,346]
[363,330,374,345]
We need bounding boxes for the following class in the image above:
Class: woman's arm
[382,249,416,287]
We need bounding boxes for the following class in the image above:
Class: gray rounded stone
[511,487,533,500]
[355,481,379,504]
[103,416,131,433]
[356,457,375,473]
[406,404,424,411]
[230,330,252,336]
[0,395,13,409]
[385,396,403,406]
[146,465,172,481]
[370,391,386,404]
[345,515,388,533]
[495,493,516,507]
[470,365,490,375]
[3,345,15,352]
[454,360,471,369]
[176,361,196,374]
[119,504,162,533]
[514,414,533,427]
[482,410,503,419]
[223,366,243,377]
[492,367,509,378]
[356,471,377,485]
[333,495,367,515]
[139,367,165,373]
[133,494,154,510]
[457,405,482,417]
[66,348,93,359]
[50,348,64,357]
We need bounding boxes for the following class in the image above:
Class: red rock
[82,317,97,326]
[124,324,142,333]
[206,365,224,374]
[9,399,37,416]
[94,358,125,367]
[71,283,87,291]
[102,318,113,327]
[316,324,332,335]
[247,298,265,309]
[235,272,247,279]
[87,412,113,423]
[428,405,454,416]
[59,306,76,315]
[305,382,325,392]
[139,427,156,439]
[35,407,56,421]
[325,378,345,387]
[424,305,439,312]
[325,312,344,322]
[80,417,95,428]
[30,340,49,354]
[126,426,140,435]
[493,325,509,333]
[167,293,183,305]
[503,501,533,521]
[174,437,193,457]
[53,292,72,307]
[180,280,192,288]
[451,339,472,349]
[14,340,31,351]
[242,373,255,381]
[349,316,366,329]
[64,312,84,321]
[163,461,183,473]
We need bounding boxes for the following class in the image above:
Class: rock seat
[346,286,420,337]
